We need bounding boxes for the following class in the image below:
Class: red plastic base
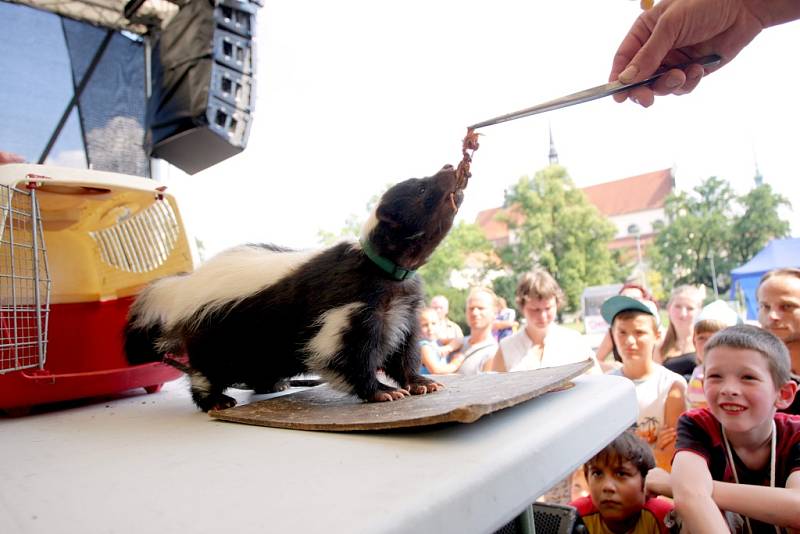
[0,297,183,410]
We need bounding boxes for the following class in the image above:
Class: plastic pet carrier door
[0,183,50,374]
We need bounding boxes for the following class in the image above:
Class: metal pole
[38,29,114,164]
[29,186,45,368]
[709,251,719,299]
[635,234,642,268]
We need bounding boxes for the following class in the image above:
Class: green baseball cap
[601,295,659,324]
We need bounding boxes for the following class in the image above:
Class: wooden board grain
[208,359,592,431]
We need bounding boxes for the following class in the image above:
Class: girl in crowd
[418,307,464,375]
[656,284,705,376]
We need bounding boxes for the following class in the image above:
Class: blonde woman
[656,285,705,376]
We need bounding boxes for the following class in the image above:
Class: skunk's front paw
[370,382,410,402]
[198,393,237,412]
[407,377,444,395]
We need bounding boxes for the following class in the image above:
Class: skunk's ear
[376,203,401,227]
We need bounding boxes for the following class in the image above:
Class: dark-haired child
[570,431,673,534]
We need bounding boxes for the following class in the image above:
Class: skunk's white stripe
[133,245,319,329]
[360,207,378,242]
[317,369,354,395]
[381,295,415,356]
[304,302,365,373]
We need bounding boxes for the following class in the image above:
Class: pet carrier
[0,164,193,411]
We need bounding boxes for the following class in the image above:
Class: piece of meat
[455,127,480,189]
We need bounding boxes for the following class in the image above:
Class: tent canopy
[730,238,800,319]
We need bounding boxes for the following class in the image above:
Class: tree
[653,178,790,292]
[730,183,791,265]
[653,177,735,291]
[499,165,620,312]
[418,221,495,328]
[317,190,384,246]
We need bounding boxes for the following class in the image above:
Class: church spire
[753,152,763,187]
[548,123,559,165]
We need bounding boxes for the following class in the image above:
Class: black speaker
[146,0,259,175]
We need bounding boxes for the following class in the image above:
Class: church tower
[548,124,559,165]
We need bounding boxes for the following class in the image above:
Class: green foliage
[418,221,495,329]
[499,165,621,312]
[730,183,791,264]
[492,274,519,313]
[317,189,385,246]
[653,178,790,292]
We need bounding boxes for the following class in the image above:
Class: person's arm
[420,344,464,374]
[492,318,516,331]
[648,465,800,531]
[709,470,800,530]
[594,330,614,362]
[609,0,800,107]
[0,151,24,164]
[658,382,687,458]
[483,346,507,372]
[671,450,731,533]
[645,466,673,498]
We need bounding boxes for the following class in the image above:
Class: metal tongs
[469,54,721,130]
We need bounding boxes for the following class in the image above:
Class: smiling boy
[570,431,673,534]
[669,325,800,533]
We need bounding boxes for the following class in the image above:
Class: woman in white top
[485,269,600,374]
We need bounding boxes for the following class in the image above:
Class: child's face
[693,330,716,363]
[419,311,439,340]
[703,346,779,436]
[611,314,659,363]
[586,458,646,526]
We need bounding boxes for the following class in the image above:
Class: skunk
[124,164,466,411]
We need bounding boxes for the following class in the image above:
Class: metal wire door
[0,183,51,373]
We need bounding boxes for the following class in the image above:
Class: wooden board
[209,359,592,431]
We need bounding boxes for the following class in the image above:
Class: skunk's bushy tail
[123,277,183,365]
[124,315,166,365]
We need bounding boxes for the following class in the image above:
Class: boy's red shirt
[570,495,673,534]
[675,408,800,534]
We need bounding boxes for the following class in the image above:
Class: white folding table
[0,373,636,534]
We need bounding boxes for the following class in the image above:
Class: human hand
[656,426,677,450]
[645,467,673,498]
[0,151,25,164]
[609,0,768,107]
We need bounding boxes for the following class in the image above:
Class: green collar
[359,239,416,281]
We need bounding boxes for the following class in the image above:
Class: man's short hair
[515,269,565,310]
[704,324,791,387]
[466,287,497,310]
[758,267,800,289]
[584,430,655,484]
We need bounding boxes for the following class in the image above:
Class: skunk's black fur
[124,165,465,411]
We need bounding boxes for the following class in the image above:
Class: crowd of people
[417,265,800,532]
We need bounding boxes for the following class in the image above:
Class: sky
[156,1,799,258]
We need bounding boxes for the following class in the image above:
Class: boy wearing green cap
[602,295,688,471]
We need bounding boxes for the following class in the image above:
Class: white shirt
[611,364,687,443]
[499,323,599,373]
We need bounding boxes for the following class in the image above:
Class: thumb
[618,17,678,83]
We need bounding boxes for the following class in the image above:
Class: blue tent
[729,238,800,319]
